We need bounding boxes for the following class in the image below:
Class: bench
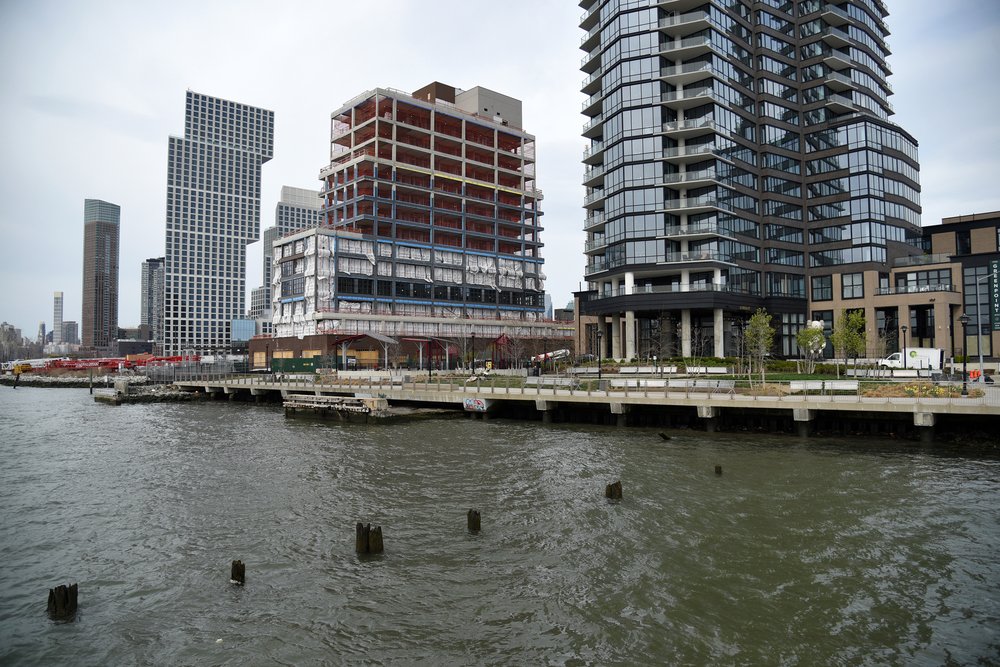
[790,380,859,393]
[524,376,580,389]
[667,379,736,394]
[608,379,668,389]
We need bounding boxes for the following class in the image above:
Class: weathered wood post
[356,522,384,554]
[715,465,723,476]
[230,560,245,585]
[605,480,623,499]
[467,509,481,532]
[47,583,78,619]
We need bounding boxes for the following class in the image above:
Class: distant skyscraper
[81,198,120,350]
[249,186,321,319]
[162,91,274,355]
[53,291,64,344]
[63,321,79,345]
[37,322,46,346]
[140,257,165,344]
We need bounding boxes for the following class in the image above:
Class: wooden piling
[230,560,245,585]
[356,522,384,554]
[47,583,78,619]
[605,480,623,499]
[467,509,481,532]
[715,465,723,476]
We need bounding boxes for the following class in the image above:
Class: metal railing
[178,374,1000,410]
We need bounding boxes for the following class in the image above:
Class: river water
[0,388,997,666]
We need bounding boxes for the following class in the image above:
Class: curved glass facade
[579,0,921,360]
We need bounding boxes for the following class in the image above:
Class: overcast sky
[0,0,998,339]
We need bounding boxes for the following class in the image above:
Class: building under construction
[269,83,567,351]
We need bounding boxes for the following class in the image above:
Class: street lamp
[959,313,970,396]
[597,330,603,382]
[653,354,657,377]
[471,331,476,372]
[900,325,908,369]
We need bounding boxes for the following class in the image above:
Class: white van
[879,347,944,370]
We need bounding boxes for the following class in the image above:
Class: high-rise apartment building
[63,321,79,345]
[577,0,921,360]
[52,291,64,345]
[140,257,165,344]
[162,91,274,355]
[81,198,120,350]
[279,83,553,341]
[249,186,321,320]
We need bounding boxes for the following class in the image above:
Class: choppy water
[0,388,998,666]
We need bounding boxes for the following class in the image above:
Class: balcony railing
[893,253,951,267]
[582,212,606,230]
[875,284,958,296]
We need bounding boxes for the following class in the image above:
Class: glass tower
[578,0,921,360]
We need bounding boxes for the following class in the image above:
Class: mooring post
[47,583,78,620]
[467,509,481,532]
[356,522,384,554]
[715,465,723,476]
[605,480,623,499]
[230,560,245,585]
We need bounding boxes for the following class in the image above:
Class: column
[681,309,692,358]
[713,308,724,358]
[625,310,636,360]
[611,313,622,360]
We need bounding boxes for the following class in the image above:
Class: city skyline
[0,0,998,337]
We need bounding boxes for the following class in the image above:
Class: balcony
[661,117,727,138]
[823,50,853,70]
[580,21,601,51]
[583,190,605,207]
[875,284,958,296]
[585,258,608,275]
[825,93,855,113]
[582,212,605,231]
[581,91,602,115]
[658,10,710,37]
[662,168,717,190]
[660,35,714,59]
[659,62,714,86]
[583,141,605,164]
[662,194,719,214]
[662,143,733,164]
[582,113,604,138]
[661,250,733,265]
[583,164,605,186]
[584,236,608,253]
[661,85,725,110]
[579,3,599,31]
[581,45,601,73]
[825,70,855,91]
[893,253,951,268]
[821,3,850,26]
[581,67,603,95]
[821,26,852,48]
[660,222,732,240]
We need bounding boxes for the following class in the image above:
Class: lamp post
[959,313,969,396]
[471,331,476,373]
[900,325,908,369]
[653,354,657,377]
[975,274,988,383]
[597,330,603,382]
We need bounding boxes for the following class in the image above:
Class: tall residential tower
[578,0,920,360]
[140,257,165,344]
[162,91,274,355]
[81,198,120,351]
[52,291,64,345]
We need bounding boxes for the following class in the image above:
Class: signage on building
[991,260,1000,331]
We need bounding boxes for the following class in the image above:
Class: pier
[174,373,1000,440]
